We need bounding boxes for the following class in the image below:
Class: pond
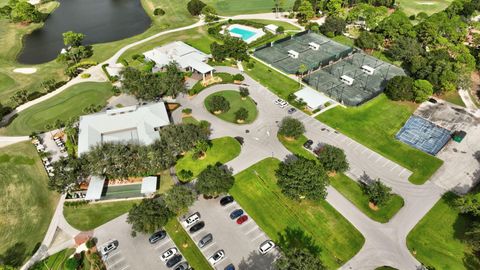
[17,0,151,64]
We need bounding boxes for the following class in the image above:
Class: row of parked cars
[149,231,190,270]
[273,98,297,114]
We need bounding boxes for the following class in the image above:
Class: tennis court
[101,183,143,200]
[396,115,451,155]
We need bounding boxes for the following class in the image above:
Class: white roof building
[141,176,158,195]
[295,87,331,110]
[85,176,105,201]
[265,24,279,34]
[78,103,170,156]
[143,41,214,79]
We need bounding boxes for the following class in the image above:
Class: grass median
[204,90,258,124]
[230,158,364,269]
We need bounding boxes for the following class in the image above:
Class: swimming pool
[229,27,256,41]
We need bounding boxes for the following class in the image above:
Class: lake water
[17,0,151,64]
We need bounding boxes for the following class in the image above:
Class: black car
[230,209,244,220]
[149,230,167,244]
[287,108,297,114]
[303,139,313,149]
[198,233,213,248]
[428,98,438,103]
[224,263,235,270]
[189,221,205,233]
[166,254,183,268]
[220,196,234,206]
[173,262,189,270]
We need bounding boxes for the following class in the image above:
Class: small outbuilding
[141,176,158,196]
[85,176,106,201]
[294,87,331,111]
[265,24,279,34]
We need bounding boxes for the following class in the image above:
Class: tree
[319,16,346,37]
[164,185,197,213]
[160,124,209,155]
[362,179,392,206]
[355,31,383,50]
[278,117,305,139]
[63,31,85,47]
[48,157,87,193]
[127,198,173,234]
[297,0,314,24]
[325,0,344,16]
[193,140,210,159]
[465,221,480,251]
[120,67,163,100]
[454,194,480,216]
[210,42,228,61]
[275,248,325,270]
[386,37,424,62]
[234,107,249,122]
[315,144,349,173]
[223,36,248,61]
[413,79,433,102]
[297,64,308,77]
[187,0,206,16]
[64,257,81,270]
[208,95,230,113]
[178,169,194,180]
[384,75,415,101]
[276,156,329,200]
[195,165,234,196]
[374,10,415,40]
[160,62,186,98]
[239,87,249,98]
[10,1,42,23]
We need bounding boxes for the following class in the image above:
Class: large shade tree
[278,117,305,139]
[315,144,349,173]
[164,185,197,214]
[275,248,325,270]
[276,156,329,200]
[362,179,392,206]
[127,199,173,234]
[195,165,234,196]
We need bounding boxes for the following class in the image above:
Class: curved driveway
[176,66,446,270]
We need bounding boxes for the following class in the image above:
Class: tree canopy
[195,165,235,196]
[276,156,329,200]
[315,144,349,173]
[278,117,305,139]
[362,179,392,206]
[187,0,206,16]
[235,107,249,121]
[208,95,230,113]
[164,185,197,214]
[127,199,173,234]
[275,248,326,270]
[210,36,248,62]
[384,75,415,101]
[319,16,346,37]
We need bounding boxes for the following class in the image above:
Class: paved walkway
[0,135,29,148]
[459,88,478,110]
[176,66,447,269]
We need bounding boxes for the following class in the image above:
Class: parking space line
[390,164,398,171]
[368,151,374,158]
[375,156,382,163]
[154,240,172,250]
[382,160,389,167]
[250,232,265,242]
[399,168,407,176]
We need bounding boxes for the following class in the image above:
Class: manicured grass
[0,142,59,265]
[407,193,480,269]
[230,158,364,269]
[330,174,404,223]
[182,116,199,125]
[0,72,15,93]
[0,82,113,136]
[164,218,212,270]
[397,0,453,15]
[175,137,241,181]
[63,200,140,231]
[158,169,174,194]
[332,35,355,47]
[317,95,443,185]
[205,0,295,15]
[439,91,466,107]
[246,19,301,31]
[277,134,316,160]
[244,58,300,99]
[30,248,75,270]
[204,90,258,124]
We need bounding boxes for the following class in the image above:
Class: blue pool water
[229,27,256,41]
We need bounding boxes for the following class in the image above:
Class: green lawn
[407,193,480,269]
[0,72,15,93]
[182,116,200,125]
[204,90,258,124]
[246,19,301,31]
[158,169,174,194]
[30,248,75,270]
[439,91,466,107]
[277,134,316,160]
[244,58,300,99]
[330,174,404,223]
[317,95,443,185]
[230,158,364,269]
[0,142,59,266]
[0,82,113,136]
[175,137,241,181]
[164,219,212,270]
[205,0,295,15]
[63,200,140,231]
[332,35,355,47]
[397,0,453,15]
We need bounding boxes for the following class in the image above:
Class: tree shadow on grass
[238,250,277,270]
[0,242,27,267]
[463,251,480,270]
[276,226,321,256]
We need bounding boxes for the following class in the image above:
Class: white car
[184,212,200,227]
[259,240,275,255]
[274,98,288,108]
[100,240,118,257]
[160,247,178,262]
[208,250,225,265]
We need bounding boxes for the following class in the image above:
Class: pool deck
[222,24,265,44]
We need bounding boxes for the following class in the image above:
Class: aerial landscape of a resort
[1,0,480,269]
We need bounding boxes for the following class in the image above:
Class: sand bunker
[13,68,37,74]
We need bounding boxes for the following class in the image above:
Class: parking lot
[180,197,279,270]
[94,214,186,270]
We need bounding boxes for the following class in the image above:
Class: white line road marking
[399,168,407,176]
[390,164,398,171]
[246,226,259,235]
[376,156,382,163]
[251,232,265,242]
[382,160,390,167]
[362,148,368,154]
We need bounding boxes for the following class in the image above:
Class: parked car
[166,254,183,268]
[189,221,205,233]
[303,139,314,149]
[198,233,213,248]
[160,247,178,262]
[100,240,118,257]
[208,250,225,265]
[220,195,234,206]
[229,209,244,220]
[428,98,438,104]
[184,212,200,227]
[173,262,189,270]
[149,230,167,244]
[259,240,275,255]
[236,215,249,225]
[287,107,297,114]
[224,264,235,270]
